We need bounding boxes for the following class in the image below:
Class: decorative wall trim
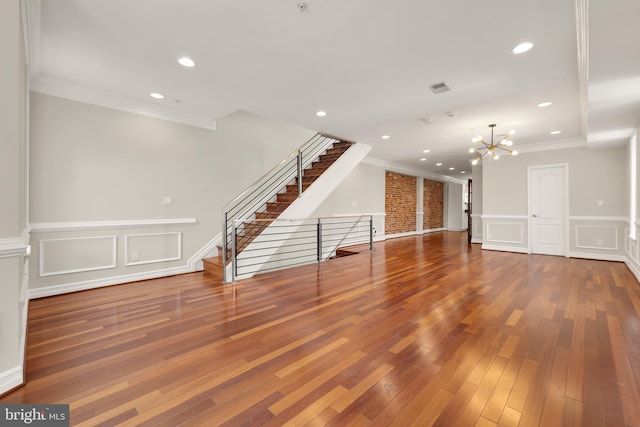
[575,225,619,251]
[569,216,628,222]
[571,252,626,262]
[0,237,28,259]
[423,227,446,234]
[0,366,23,396]
[482,214,528,220]
[486,222,525,245]
[30,218,198,233]
[471,238,483,244]
[482,244,529,254]
[39,236,117,277]
[31,77,218,131]
[29,264,193,299]
[124,232,182,266]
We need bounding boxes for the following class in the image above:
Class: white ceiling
[28,0,640,179]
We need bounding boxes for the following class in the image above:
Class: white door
[529,165,566,256]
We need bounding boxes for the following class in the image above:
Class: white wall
[481,145,628,258]
[470,164,483,243]
[447,182,465,231]
[312,161,386,237]
[0,0,29,395]
[28,93,316,297]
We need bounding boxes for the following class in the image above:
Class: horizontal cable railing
[230,215,373,282]
[221,133,340,282]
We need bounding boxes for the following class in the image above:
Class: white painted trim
[481,244,529,254]
[424,228,446,234]
[188,232,222,271]
[332,213,386,217]
[625,258,640,284]
[31,77,218,131]
[569,216,628,222]
[417,212,425,215]
[39,236,117,277]
[516,137,587,154]
[0,237,28,259]
[447,228,467,232]
[384,231,422,240]
[30,218,198,233]
[481,215,528,220]
[471,238,483,244]
[28,265,193,299]
[471,213,482,218]
[570,252,626,262]
[574,225,619,251]
[124,232,182,266]
[486,222,525,245]
[0,366,23,395]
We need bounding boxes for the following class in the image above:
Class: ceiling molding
[516,137,587,154]
[362,156,467,184]
[31,76,218,131]
[22,0,41,76]
[574,0,589,139]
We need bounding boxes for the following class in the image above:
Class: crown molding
[31,76,218,130]
[362,156,466,184]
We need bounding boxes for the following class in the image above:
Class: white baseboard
[471,238,483,244]
[187,232,222,271]
[625,256,640,283]
[569,252,626,262]
[0,366,23,395]
[29,265,194,299]
[446,228,468,232]
[423,228,446,234]
[482,244,529,254]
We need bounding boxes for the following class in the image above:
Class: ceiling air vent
[429,82,450,94]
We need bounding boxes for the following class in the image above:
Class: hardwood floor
[3,231,640,426]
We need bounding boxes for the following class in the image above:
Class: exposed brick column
[423,179,444,230]
[385,171,417,234]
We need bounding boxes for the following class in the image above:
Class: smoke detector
[297,2,308,12]
[429,82,451,94]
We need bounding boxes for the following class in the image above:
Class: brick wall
[424,178,444,230]
[385,171,417,234]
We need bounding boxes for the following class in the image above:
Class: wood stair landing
[203,140,353,280]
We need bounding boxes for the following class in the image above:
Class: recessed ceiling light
[512,42,533,54]
[461,171,466,174]
[449,167,455,170]
[150,92,164,99]
[550,130,562,135]
[381,135,390,140]
[423,149,430,153]
[420,158,427,161]
[436,163,443,166]
[538,101,552,108]
[178,57,196,67]
[316,111,327,117]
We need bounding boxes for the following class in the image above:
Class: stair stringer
[228,142,371,281]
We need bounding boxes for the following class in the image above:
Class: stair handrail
[221,133,341,282]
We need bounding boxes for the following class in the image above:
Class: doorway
[528,164,568,256]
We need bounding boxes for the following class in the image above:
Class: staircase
[203,138,356,281]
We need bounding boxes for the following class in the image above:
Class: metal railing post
[222,212,228,283]
[297,149,303,197]
[317,218,322,264]
[369,216,374,252]
[231,222,238,283]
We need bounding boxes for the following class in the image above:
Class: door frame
[527,163,570,256]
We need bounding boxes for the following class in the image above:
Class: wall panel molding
[30,218,197,233]
[574,225,619,251]
[486,222,525,245]
[124,232,182,266]
[39,236,117,277]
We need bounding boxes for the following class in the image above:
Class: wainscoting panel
[471,214,483,243]
[125,232,182,266]
[481,215,528,253]
[40,236,117,277]
[575,225,618,251]
[486,222,524,245]
[570,216,627,261]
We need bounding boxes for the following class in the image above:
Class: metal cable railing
[231,215,373,281]
[221,133,342,282]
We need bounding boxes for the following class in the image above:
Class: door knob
[532,214,538,218]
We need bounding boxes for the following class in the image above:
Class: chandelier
[469,124,518,165]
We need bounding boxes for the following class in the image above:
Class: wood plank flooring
[3,231,640,426]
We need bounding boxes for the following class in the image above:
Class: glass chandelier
[469,124,518,165]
